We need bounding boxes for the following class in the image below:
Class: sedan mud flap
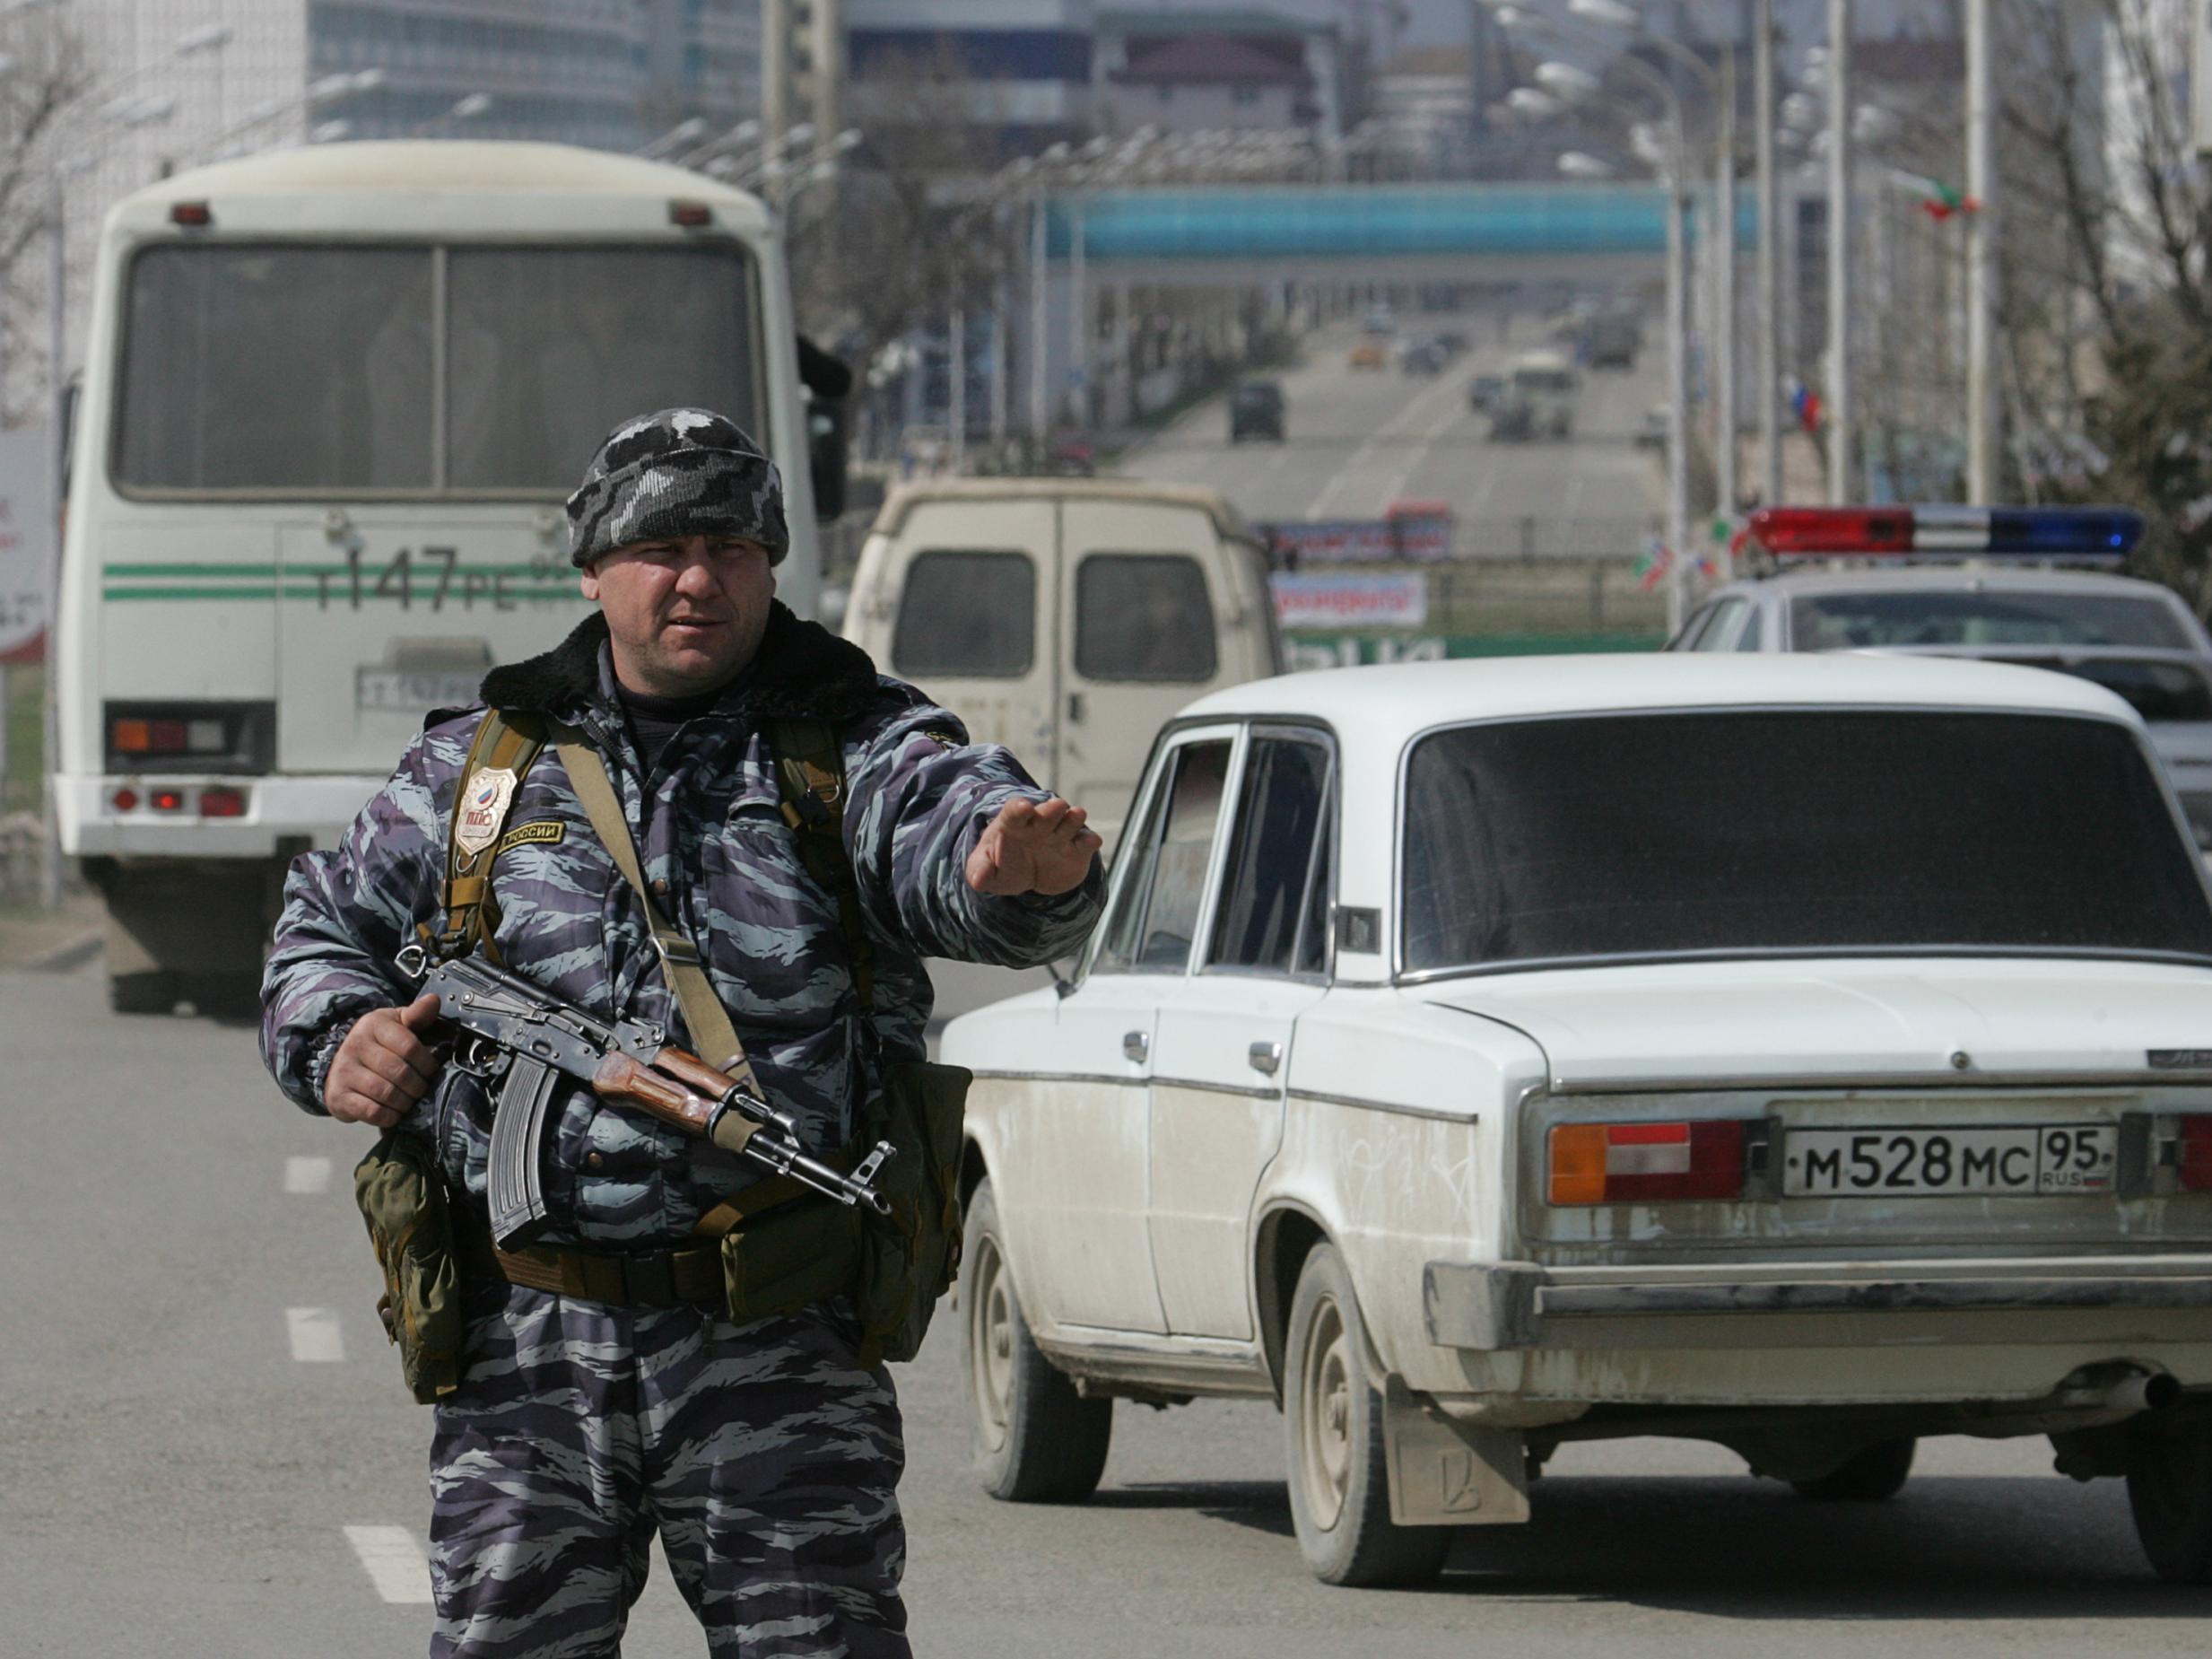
[1381,1376,1530,1526]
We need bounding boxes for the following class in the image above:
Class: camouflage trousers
[427,1281,909,1658]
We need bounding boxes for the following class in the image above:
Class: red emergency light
[1748,505,2143,562]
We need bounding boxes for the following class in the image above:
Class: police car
[1674,506,2212,847]
[942,650,2212,1590]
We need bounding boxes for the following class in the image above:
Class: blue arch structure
[1046,182,1753,284]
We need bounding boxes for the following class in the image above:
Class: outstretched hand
[965,796,1102,897]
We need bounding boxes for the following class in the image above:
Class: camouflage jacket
[260,604,1103,1247]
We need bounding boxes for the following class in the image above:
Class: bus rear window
[115,242,762,494]
[118,245,434,490]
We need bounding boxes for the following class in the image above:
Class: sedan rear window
[1401,711,2212,974]
[1792,590,2194,651]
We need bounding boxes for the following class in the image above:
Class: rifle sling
[550,724,764,1157]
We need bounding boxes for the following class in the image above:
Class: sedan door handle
[1248,1040,1282,1077]
[1123,1029,1149,1063]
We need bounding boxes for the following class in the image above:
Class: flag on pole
[1634,537,1673,592]
[1888,168,1979,222]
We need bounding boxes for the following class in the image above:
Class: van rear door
[878,498,1060,790]
[1058,497,1239,844]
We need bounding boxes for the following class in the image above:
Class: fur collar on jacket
[478,602,884,725]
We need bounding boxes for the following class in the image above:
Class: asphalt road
[5,954,2209,1656]
[1116,312,1665,546]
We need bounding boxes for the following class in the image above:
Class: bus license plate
[1782,1125,2116,1197]
[357,668,483,712]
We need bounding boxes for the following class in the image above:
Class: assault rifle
[394,942,893,1248]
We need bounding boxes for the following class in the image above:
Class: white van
[840,479,1282,848]
[54,141,842,1014]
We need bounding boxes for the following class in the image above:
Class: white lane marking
[1376,381,1478,509]
[284,1156,333,1194]
[344,1525,433,1604]
[1302,367,1466,520]
[287,1306,346,1364]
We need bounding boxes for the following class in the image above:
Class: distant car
[1228,380,1286,443]
[1361,305,1396,336]
[1433,329,1471,357]
[1676,507,2212,846]
[946,651,2212,1589]
[1046,436,1096,476]
[1486,394,1537,441]
[1348,340,1387,370]
[1633,404,1669,450]
[1467,372,1507,412]
[1587,311,1642,370]
[1398,339,1448,376]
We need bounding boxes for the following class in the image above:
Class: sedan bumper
[1425,1259,2212,1351]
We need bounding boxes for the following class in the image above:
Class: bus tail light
[669,200,712,227]
[170,201,213,227]
[1549,1121,1746,1205]
[2180,1118,2212,1192]
[150,789,186,813]
[103,702,274,773]
[110,787,138,813]
[198,787,248,818]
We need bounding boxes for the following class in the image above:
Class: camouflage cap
[565,408,790,569]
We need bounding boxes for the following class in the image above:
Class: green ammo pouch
[718,1192,865,1324]
[851,1058,972,1368]
[353,1130,466,1405]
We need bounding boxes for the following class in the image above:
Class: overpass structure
[1040,180,1754,286]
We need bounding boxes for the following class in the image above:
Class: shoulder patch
[454,766,520,857]
[493,819,566,856]
[919,729,962,751]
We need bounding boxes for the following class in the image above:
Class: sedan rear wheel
[1283,1243,1450,1587]
[962,1179,1112,1504]
[2127,1419,2212,1584]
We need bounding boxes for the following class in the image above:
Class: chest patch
[455,767,520,858]
[493,819,565,856]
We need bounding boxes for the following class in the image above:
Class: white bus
[53,141,845,1014]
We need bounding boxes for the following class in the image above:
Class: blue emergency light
[1749,505,2143,562]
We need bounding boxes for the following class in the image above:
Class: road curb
[18,932,100,974]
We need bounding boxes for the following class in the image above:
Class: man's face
[580,534,775,696]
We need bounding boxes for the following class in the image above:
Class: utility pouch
[853,1058,972,1367]
[718,1192,865,1324]
[353,1131,466,1404]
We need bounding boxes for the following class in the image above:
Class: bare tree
[1996,0,2212,603]
[788,39,1012,354]
[0,15,89,425]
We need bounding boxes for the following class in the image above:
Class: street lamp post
[1964,0,1996,498]
[1509,8,1696,632]
[1826,0,1853,502]
[1755,0,1781,506]
[1566,0,1738,531]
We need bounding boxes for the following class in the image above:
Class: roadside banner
[1258,505,1456,563]
[1271,572,1429,629]
[0,427,52,663]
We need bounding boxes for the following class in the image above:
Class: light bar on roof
[1748,505,2143,562]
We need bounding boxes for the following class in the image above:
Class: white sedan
[941,653,2212,1587]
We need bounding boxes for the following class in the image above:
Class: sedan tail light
[1549,1120,1746,1205]
[2180,1117,2212,1192]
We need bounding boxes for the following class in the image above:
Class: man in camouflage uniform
[261,408,1104,1657]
